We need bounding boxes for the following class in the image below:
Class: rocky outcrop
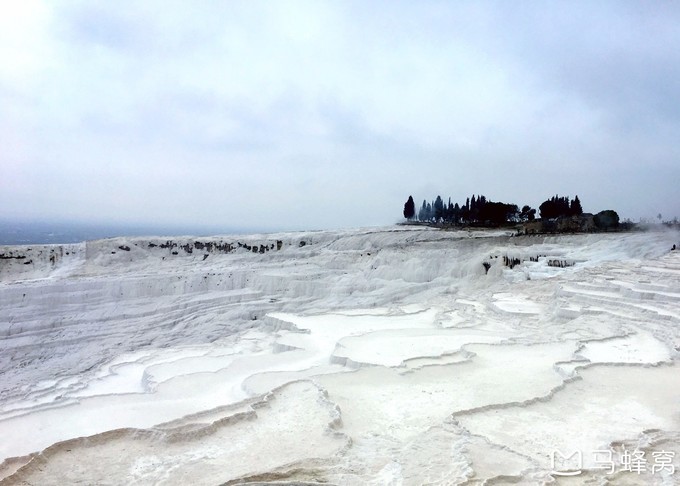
[521,213,597,235]
[122,238,296,258]
[0,244,83,281]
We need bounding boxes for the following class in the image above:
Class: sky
[1,0,679,233]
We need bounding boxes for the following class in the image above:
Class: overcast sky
[2,1,679,232]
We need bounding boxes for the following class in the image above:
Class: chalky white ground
[0,227,679,484]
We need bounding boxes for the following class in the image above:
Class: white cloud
[1,0,679,230]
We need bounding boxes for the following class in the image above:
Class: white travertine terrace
[0,226,678,484]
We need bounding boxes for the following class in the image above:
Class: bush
[594,210,620,230]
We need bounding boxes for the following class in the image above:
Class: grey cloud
[1,0,679,231]
[62,4,150,51]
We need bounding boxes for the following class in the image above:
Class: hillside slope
[1,226,679,484]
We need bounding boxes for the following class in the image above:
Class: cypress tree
[403,196,416,220]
